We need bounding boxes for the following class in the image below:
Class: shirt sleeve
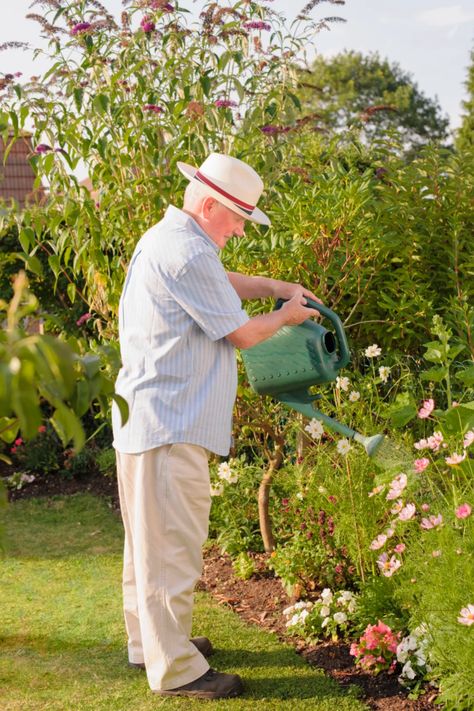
[167,252,250,341]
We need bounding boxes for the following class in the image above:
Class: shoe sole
[154,685,243,699]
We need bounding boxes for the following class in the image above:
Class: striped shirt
[111,205,249,456]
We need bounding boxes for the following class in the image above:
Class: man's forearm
[227,272,277,300]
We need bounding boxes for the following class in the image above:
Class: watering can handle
[275,297,351,369]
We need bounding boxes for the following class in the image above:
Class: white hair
[183,180,214,210]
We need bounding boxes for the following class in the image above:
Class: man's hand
[278,290,320,324]
[271,279,322,307]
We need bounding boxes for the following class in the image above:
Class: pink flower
[421,503,430,512]
[386,473,407,500]
[432,549,441,557]
[370,534,387,550]
[35,144,52,154]
[455,503,472,520]
[399,503,416,521]
[420,514,443,530]
[377,552,402,577]
[214,99,238,108]
[10,446,17,454]
[140,16,156,32]
[38,425,47,433]
[143,104,163,114]
[414,438,428,450]
[463,430,474,448]
[385,527,395,538]
[427,431,443,451]
[390,499,404,514]
[71,22,92,36]
[445,452,466,465]
[394,543,406,553]
[414,458,430,473]
[458,604,474,626]
[244,21,271,30]
[76,312,92,327]
[14,437,23,446]
[417,398,435,419]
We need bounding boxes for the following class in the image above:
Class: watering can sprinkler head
[353,432,385,458]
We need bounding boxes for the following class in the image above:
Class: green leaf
[51,403,85,452]
[199,75,211,98]
[0,417,19,443]
[71,379,90,417]
[442,401,474,435]
[92,94,109,115]
[19,227,35,254]
[73,87,84,111]
[420,366,447,383]
[67,282,76,304]
[456,365,474,387]
[111,393,129,427]
[25,255,43,277]
[82,354,101,379]
[383,392,417,428]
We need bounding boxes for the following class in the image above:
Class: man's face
[205,199,246,249]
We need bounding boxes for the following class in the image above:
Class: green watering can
[241,298,390,461]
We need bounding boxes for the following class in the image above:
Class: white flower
[304,418,324,440]
[445,452,466,466]
[217,461,238,483]
[378,366,391,383]
[336,438,352,456]
[299,609,310,624]
[333,612,347,624]
[9,356,21,374]
[320,605,331,617]
[296,492,304,501]
[365,344,382,358]
[401,661,416,680]
[283,605,295,616]
[321,617,330,628]
[336,376,350,391]
[210,483,224,497]
[286,613,300,627]
[458,604,474,626]
[337,591,355,604]
[349,390,360,402]
[320,588,333,602]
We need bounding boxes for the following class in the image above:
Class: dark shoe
[128,636,214,670]
[155,668,243,699]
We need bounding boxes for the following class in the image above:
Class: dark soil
[5,470,439,710]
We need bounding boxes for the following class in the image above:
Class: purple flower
[71,22,92,36]
[76,312,92,327]
[14,72,23,78]
[35,144,52,154]
[261,125,279,135]
[244,21,271,31]
[214,99,238,108]
[149,0,174,9]
[140,16,156,33]
[143,104,163,114]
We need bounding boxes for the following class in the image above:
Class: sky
[1,0,473,130]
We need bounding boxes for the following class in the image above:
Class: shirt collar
[164,205,220,253]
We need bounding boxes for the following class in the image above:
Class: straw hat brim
[177,161,271,226]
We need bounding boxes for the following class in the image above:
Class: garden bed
[5,470,438,710]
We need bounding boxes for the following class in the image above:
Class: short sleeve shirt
[111,205,250,456]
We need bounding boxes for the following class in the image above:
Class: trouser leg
[116,444,211,691]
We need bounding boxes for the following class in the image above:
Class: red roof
[0,134,45,207]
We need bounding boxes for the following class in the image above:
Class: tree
[296,51,450,150]
[456,47,474,151]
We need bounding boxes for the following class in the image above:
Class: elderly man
[112,153,320,699]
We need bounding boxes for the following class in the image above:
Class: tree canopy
[456,47,474,151]
[297,51,450,149]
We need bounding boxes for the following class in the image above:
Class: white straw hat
[177,152,271,226]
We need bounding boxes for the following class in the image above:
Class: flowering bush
[350,621,400,675]
[283,587,358,641]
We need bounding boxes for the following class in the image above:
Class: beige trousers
[116,444,211,691]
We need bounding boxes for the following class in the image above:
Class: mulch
[5,470,439,710]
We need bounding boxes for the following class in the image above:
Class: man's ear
[202,196,217,218]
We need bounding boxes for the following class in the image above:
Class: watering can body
[241,299,351,396]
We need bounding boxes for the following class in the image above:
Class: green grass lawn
[0,493,367,710]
